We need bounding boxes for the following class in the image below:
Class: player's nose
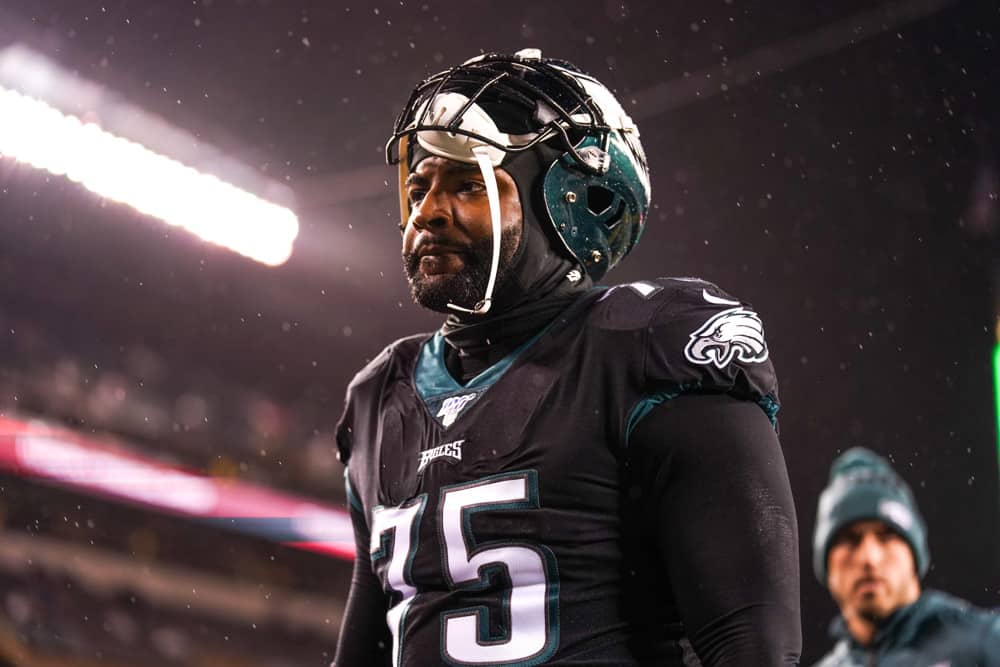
[409,186,452,231]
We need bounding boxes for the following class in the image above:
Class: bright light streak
[0,85,298,266]
[16,434,219,514]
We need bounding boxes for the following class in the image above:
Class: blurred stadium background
[0,1,996,664]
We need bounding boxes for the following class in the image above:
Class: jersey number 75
[370,470,559,666]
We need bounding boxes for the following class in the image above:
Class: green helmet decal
[543,133,651,281]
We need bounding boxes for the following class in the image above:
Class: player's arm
[629,392,802,665]
[331,473,391,667]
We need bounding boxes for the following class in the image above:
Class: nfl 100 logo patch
[433,392,479,428]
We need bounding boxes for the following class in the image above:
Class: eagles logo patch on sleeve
[683,296,769,369]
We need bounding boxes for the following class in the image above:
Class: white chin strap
[411,92,512,316]
[446,146,502,316]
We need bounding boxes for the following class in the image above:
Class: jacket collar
[829,591,944,651]
[830,596,918,649]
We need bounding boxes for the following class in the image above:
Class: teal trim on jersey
[624,386,694,445]
[414,328,549,401]
[343,468,363,514]
[757,393,780,427]
[625,385,781,444]
[414,333,458,398]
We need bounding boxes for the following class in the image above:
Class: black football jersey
[336,278,778,666]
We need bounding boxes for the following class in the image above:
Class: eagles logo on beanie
[812,447,930,584]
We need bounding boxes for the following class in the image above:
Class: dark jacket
[814,590,1000,666]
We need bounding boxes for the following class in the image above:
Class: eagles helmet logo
[684,306,769,369]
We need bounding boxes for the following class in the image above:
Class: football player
[333,49,801,666]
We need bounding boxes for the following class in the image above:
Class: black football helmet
[387,49,651,314]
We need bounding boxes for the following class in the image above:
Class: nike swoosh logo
[702,289,740,306]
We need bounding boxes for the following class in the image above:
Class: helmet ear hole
[603,201,626,230]
[586,186,615,215]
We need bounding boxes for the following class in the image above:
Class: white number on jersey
[370,470,558,666]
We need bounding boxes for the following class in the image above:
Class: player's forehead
[407,156,482,183]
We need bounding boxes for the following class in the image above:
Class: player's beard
[403,227,519,313]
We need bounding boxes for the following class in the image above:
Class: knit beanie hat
[813,447,930,584]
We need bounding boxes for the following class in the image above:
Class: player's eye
[459,180,486,195]
[408,188,427,205]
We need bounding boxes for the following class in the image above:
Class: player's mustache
[413,238,470,257]
[404,237,473,273]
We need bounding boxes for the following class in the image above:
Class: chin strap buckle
[447,298,493,316]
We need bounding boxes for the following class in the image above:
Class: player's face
[826,520,920,626]
[402,156,523,313]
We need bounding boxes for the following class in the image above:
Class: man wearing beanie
[812,447,1000,665]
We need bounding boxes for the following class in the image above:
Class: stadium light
[0,46,298,266]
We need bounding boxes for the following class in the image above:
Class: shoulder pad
[336,333,428,464]
[654,278,769,369]
[631,278,778,420]
[346,333,425,391]
[590,277,738,328]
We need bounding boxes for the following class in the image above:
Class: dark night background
[0,0,996,664]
